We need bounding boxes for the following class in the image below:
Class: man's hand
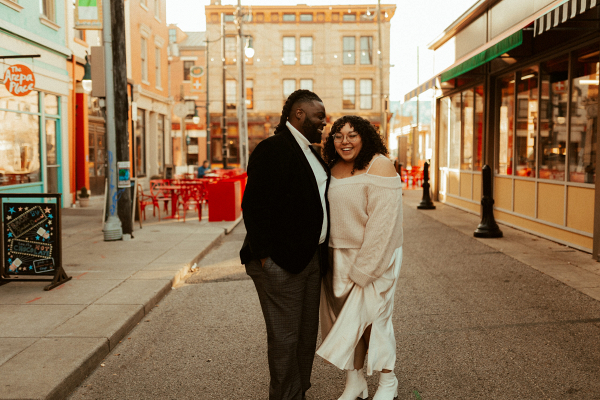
[260,258,268,267]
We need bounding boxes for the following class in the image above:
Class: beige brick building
[204,2,395,165]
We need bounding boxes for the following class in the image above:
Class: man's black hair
[274,89,323,134]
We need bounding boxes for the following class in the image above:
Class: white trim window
[226,80,237,110]
[343,36,355,65]
[40,0,55,21]
[300,37,313,65]
[359,79,372,109]
[343,79,355,109]
[360,36,373,65]
[155,47,161,89]
[283,37,296,65]
[141,37,148,83]
[300,79,313,91]
[283,79,296,99]
[154,0,160,19]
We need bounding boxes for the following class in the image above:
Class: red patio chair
[137,183,161,221]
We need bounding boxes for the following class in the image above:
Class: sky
[166,0,478,101]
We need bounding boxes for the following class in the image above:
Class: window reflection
[462,89,473,170]
[515,66,538,177]
[498,74,515,175]
[474,85,484,171]
[449,92,461,169]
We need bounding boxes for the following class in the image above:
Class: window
[360,36,373,65]
[141,37,148,82]
[498,74,515,175]
[226,80,236,109]
[515,66,539,177]
[300,79,313,91]
[359,79,372,109]
[343,14,356,21]
[41,0,55,21]
[140,0,147,7]
[343,37,355,65]
[136,109,146,176]
[300,14,313,22]
[246,79,254,109]
[283,37,296,65]
[343,79,355,109]
[300,37,313,65]
[282,13,296,22]
[539,55,568,181]
[449,93,461,169]
[461,90,473,170]
[183,60,194,81]
[157,115,164,173]
[225,36,236,65]
[439,97,449,169]
[169,28,176,43]
[154,47,161,88]
[474,85,484,171]
[154,0,159,18]
[224,14,234,22]
[570,46,597,183]
[283,79,296,99]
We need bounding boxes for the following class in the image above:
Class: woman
[317,115,403,400]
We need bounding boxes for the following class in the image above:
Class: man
[240,90,329,400]
[197,160,210,178]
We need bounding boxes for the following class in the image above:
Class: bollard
[474,165,503,238]
[417,162,436,209]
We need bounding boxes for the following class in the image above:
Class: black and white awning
[534,0,598,36]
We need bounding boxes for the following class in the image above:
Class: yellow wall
[514,180,535,218]
[473,174,482,201]
[567,186,595,234]
[495,177,513,211]
[445,195,480,213]
[449,171,460,196]
[537,182,564,226]
[460,172,472,200]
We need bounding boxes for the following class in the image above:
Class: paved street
[68,193,600,399]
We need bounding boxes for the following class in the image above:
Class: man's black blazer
[240,126,330,275]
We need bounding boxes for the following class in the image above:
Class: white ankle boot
[338,369,368,400]
[373,371,398,400]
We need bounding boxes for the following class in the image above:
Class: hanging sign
[75,0,103,30]
[117,161,131,189]
[190,66,205,77]
[4,64,35,97]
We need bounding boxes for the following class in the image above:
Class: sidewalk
[0,201,241,400]
[403,190,600,301]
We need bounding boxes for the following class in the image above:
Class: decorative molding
[140,23,151,38]
[154,34,165,48]
[180,56,198,61]
[40,16,61,31]
[139,0,148,11]
[0,0,23,12]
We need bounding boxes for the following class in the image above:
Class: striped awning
[534,0,598,36]
[403,76,438,102]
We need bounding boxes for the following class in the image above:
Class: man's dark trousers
[246,250,321,400]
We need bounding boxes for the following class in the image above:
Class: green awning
[441,30,523,82]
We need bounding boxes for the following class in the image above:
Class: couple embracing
[240,90,403,400]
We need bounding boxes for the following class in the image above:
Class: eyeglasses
[333,133,360,143]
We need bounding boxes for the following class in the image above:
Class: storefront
[405,0,599,257]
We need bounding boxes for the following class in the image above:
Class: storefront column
[75,92,90,192]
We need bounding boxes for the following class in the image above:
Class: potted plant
[79,187,90,207]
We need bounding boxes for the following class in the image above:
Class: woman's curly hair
[323,115,388,174]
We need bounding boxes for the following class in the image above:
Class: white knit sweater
[328,173,403,287]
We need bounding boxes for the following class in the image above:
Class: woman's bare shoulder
[368,156,397,177]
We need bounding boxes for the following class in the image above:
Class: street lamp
[192,107,200,125]
[82,53,92,94]
[244,38,254,59]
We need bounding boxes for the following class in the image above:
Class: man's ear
[294,107,304,121]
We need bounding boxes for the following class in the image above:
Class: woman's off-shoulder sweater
[328,172,403,287]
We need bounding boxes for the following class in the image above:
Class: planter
[79,197,90,207]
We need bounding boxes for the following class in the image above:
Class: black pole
[111,0,132,235]
[221,13,228,169]
[474,164,503,238]
[417,161,435,209]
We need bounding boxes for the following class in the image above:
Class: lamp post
[82,54,92,94]
[236,0,252,171]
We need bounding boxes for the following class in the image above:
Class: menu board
[3,203,57,276]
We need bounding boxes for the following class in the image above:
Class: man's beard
[302,118,321,143]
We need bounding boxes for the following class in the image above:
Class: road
[69,204,600,399]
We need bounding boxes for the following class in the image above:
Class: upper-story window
[155,47,161,88]
[343,79,356,109]
[140,0,147,7]
[183,61,194,81]
[360,36,373,65]
[300,37,313,65]
[169,29,177,44]
[283,79,296,99]
[343,37,355,65]
[300,79,313,91]
[154,0,160,19]
[225,36,236,65]
[282,13,296,22]
[343,14,356,22]
[359,79,372,109]
[40,0,55,22]
[224,13,235,22]
[141,37,148,82]
[299,14,312,22]
[283,37,296,65]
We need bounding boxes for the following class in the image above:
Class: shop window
[439,97,449,169]
[360,36,372,65]
[300,79,313,91]
[474,85,484,171]
[226,80,237,110]
[225,36,236,65]
[539,55,568,181]
[461,89,473,170]
[246,79,254,109]
[343,37,355,65]
[359,79,372,109]
[183,60,194,81]
[136,109,146,176]
[570,46,598,184]
[283,79,295,99]
[300,37,313,65]
[283,37,296,65]
[157,115,164,173]
[498,74,515,175]
[44,94,58,115]
[515,66,538,177]
[342,79,355,109]
[141,37,148,82]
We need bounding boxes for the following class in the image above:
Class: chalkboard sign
[4,203,56,275]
